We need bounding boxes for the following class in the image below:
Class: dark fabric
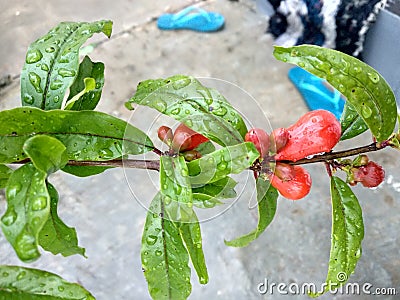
[335,0,383,57]
[266,0,389,57]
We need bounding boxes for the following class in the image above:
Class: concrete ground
[0,0,399,299]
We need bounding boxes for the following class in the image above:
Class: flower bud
[270,127,289,153]
[353,161,385,188]
[157,126,174,146]
[245,128,270,158]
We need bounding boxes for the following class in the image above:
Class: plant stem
[287,142,381,165]
[67,159,161,171]
[10,141,389,172]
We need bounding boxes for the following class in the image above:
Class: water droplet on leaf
[361,105,372,119]
[164,196,172,205]
[212,106,228,116]
[32,196,47,211]
[28,72,43,93]
[172,78,191,90]
[174,185,182,194]
[171,108,180,115]
[8,183,21,198]
[368,72,380,84]
[23,94,35,105]
[16,271,26,281]
[50,79,63,90]
[355,248,362,259]
[45,46,56,53]
[217,161,228,171]
[58,68,76,77]
[26,49,43,64]
[99,148,114,159]
[154,100,167,112]
[1,207,17,226]
[41,64,49,71]
[146,235,158,245]
[16,232,38,261]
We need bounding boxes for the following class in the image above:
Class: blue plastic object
[157,6,225,32]
[288,66,345,119]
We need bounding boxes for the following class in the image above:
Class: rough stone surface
[0,0,399,299]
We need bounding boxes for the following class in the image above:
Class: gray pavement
[0,1,399,299]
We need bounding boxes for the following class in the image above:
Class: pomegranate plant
[0,21,399,299]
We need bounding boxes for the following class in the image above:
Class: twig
[9,141,389,173]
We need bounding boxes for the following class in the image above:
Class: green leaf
[0,265,95,299]
[0,164,49,262]
[64,77,96,110]
[192,177,237,209]
[192,195,223,209]
[273,45,397,141]
[179,213,208,285]
[309,176,364,297]
[65,55,105,111]
[23,135,68,174]
[0,165,13,189]
[21,20,112,110]
[62,165,111,177]
[187,142,259,185]
[193,140,215,156]
[225,178,278,247]
[39,182,85,257]
[0,107,153,164]
[192,176,237,197]
[141,193,192,300]
[340,103,369,140]
[129,75,248,146]
[160,155,193,223]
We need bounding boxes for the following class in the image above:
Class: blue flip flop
[157,6,225,32]
[288,66,345,119]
